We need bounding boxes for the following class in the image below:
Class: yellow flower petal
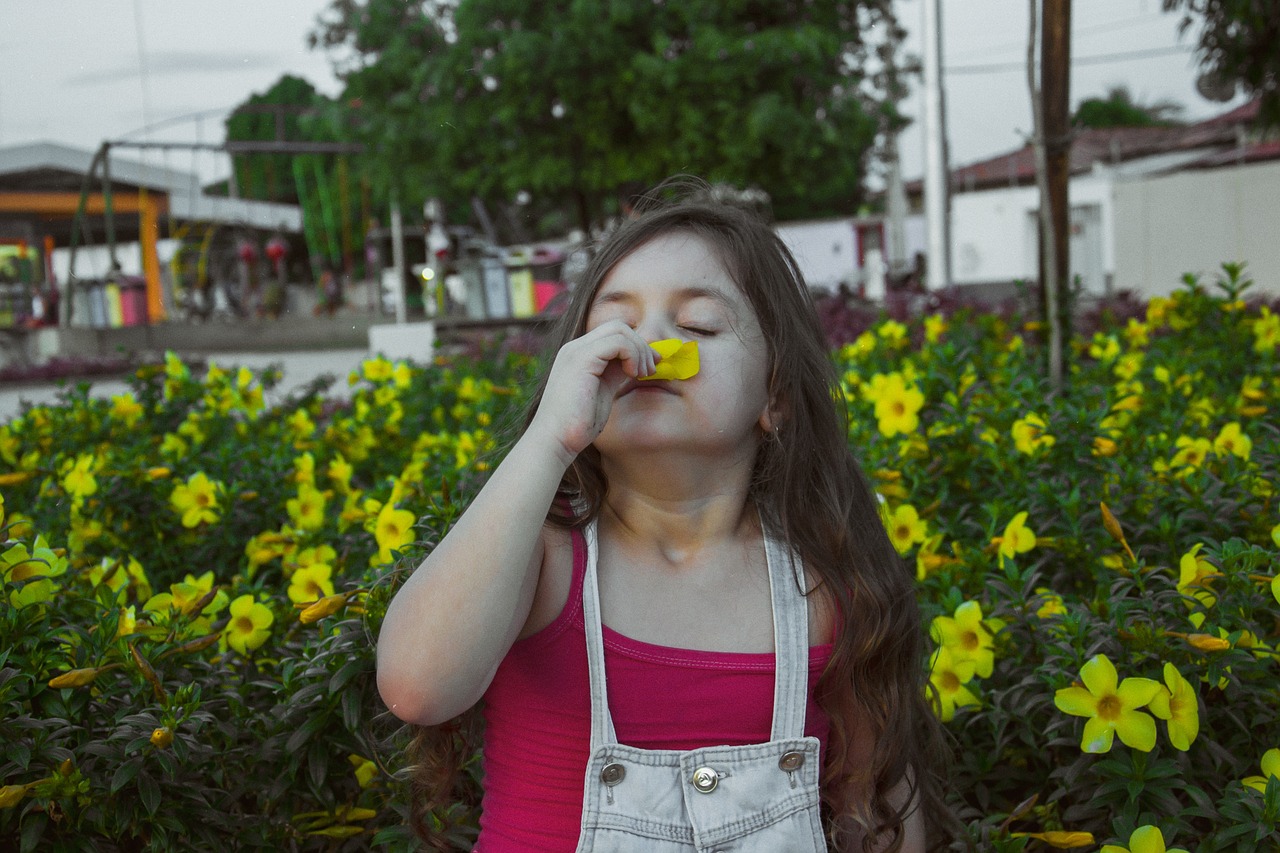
[1079,654,1118,696]
[640,339,699,381]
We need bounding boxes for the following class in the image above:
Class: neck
[598,451,757,563]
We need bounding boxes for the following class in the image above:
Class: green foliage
[1,267,1279,849]
[1073,86,1184,129]
[1164,0,1280,127]
[311,0,903,231]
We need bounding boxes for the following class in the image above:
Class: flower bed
[1,271,1278,851]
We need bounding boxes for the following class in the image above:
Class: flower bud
[48,667,100,689]
[299,592,350,624]
[1186,633,1231,652]
[0,784,27,809]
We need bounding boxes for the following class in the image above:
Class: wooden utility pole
[1029,0,1072,390]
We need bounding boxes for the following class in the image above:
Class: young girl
[377,189,945,852]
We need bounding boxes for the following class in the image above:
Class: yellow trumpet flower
[640,339,700,381]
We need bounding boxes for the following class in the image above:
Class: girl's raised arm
[375,321,656,726]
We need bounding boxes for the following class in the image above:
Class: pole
[1043,0,1071,390]
[389,189,407,325]
[921,0,952,290]
[102,143,120,273]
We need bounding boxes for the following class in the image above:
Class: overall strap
[581,519,619,749]
[580,517,812,750]
[763,525,811,742]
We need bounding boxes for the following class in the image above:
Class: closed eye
[678,325,715,336]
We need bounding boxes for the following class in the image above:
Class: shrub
[1,268,1277,850]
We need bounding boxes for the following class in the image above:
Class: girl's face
[584,231,774,461]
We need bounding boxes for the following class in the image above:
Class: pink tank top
[477,527,835,852]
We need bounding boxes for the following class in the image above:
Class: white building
[912,101,1279,300]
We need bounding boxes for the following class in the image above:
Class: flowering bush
[1,268,1278,850]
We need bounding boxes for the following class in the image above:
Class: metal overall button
[778,751,806,772]
[691,766,719,793]
[600,763,626,786]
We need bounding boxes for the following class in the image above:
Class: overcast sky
[0,0,1252,188]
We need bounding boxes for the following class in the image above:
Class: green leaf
[111,757,142,794]
[138,771,160,817]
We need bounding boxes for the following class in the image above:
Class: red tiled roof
[909,100,1266,193]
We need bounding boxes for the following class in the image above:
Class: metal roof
[0,141,301,232]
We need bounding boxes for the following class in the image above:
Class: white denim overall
[574,520,829,853]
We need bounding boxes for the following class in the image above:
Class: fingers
[574,320,656,380]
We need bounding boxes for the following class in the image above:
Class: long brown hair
[409,182,951,851]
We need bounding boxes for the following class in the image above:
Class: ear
[758,394,786,436]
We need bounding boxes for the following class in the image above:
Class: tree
[1163,0,1280,127]
[1073,85,1184,128]
[224,76,364,274]
[311,0,904,235]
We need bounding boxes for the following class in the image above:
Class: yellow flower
[1010,832,1095,848]
[1092,436,1119,457]
[1252,306,1280,352]
[362,356,394,382]
[869,373,924,437]
[169,472,221,528]
[927,645,979,722]
[348,754,378,788]
[373,504,417,566]
[2,535,69,608]
[1034,587,1067,619]
[116,605,139,638]
[1054,654,1160,753]
[160,433,188,459]
[288,562,336,604]
[1168,436,1211,470]
[931,600,995,678]
[1147,296,1172,327]
[1089,332,1120,362]
[1011,413,1055,455]
[1148,662,1199,751]
[286,483,328,532]
[884,503,928,555]
[915,533,958,581]
[877,319,908,346]
[1212,422,1252,460]
[109,392,145,426]
[641,339,699,381]
[1113,352,1143,381]
[1177,543,1219,627]
[223,594,273,654]
[61,453,98,502]
[1243,748,1280,793]
[996,511,1036,560]
[1100,825,1189,853]
[293,452,317,486]
[150,726,174,749]
[923,314,947,344]
[1122,318,1149,348]
[327,454,354,492]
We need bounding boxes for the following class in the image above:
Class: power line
[946,44,1190,75]
[948,10,1165,62]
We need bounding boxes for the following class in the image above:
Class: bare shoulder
[808,579,839,646]
[518,524,575,639]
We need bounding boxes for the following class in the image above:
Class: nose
[634,312,677,344]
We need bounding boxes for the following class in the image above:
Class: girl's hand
[528,320,658,463]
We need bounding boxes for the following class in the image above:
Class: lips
[619,378,678,397]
